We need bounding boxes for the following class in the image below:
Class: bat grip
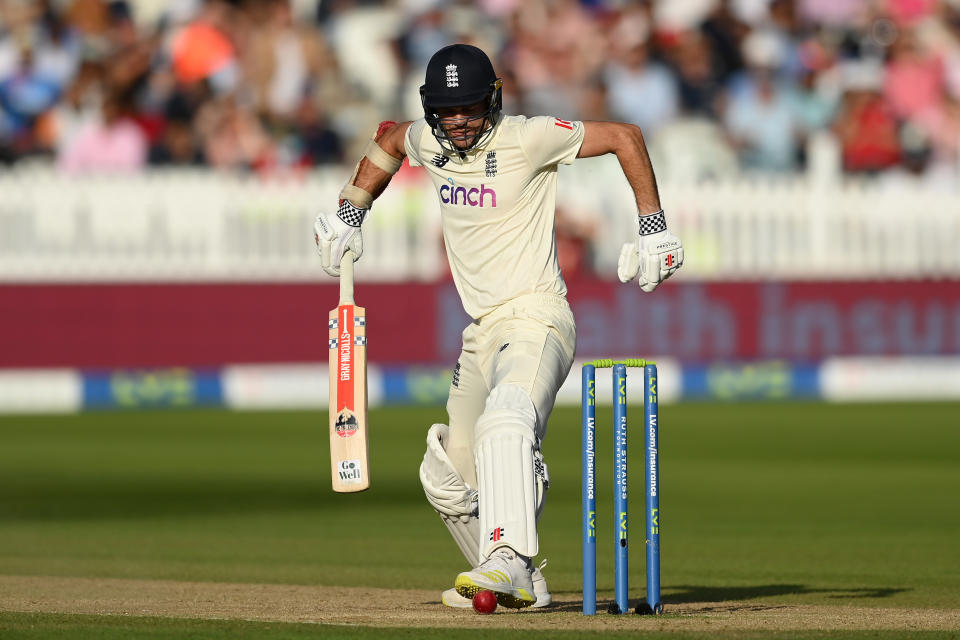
[339,249,355,305]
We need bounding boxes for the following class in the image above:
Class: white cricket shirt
[405,115,585,319]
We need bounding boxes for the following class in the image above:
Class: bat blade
[328,252,369,492]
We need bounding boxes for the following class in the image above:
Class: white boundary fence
[1,162,957,282]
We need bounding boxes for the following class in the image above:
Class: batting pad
[420,423,481,567]
[475,384,540,560]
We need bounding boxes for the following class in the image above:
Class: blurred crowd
[2,0,960,181]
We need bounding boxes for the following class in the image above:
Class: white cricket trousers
[444,292,577,489]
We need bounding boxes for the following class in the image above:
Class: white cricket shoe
[453,547,535,609]
[442,560,551,608]
[532,559,552,606]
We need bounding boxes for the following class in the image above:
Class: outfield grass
[1,402,959,636]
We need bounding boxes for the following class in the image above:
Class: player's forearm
[342,121,411,208]
[350,158,395,202]
[316,122,411,278]
[611,126,661,214]
[579,122,661,214]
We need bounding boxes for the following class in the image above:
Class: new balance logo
[431,154,450,168]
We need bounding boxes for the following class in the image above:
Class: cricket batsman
[315,44,683,608]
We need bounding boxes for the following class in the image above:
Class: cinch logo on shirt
[439,182,497,207]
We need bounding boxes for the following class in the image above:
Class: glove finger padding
[659,245,684,280]
[314,215,338,277]
[617,241,640,283]
[314,212,363,277]
[636,229,684,292]
[639,251,662,292]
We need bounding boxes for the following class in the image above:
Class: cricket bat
[329,250,370,492]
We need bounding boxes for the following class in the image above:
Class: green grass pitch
[1,402,959,638]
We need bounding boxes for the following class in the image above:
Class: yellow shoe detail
[454,574,535,609]
[496,587,535,609]
[455,575,481,599]
[481,570,508,583]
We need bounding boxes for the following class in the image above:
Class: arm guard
[339,121,403,209]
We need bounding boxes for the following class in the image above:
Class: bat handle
[339,249,355,305]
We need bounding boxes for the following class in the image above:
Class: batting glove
[617,210,684,293]
[314,201,367,277]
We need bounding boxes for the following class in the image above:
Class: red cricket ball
[472,589,497,614]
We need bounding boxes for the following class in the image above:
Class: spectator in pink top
[58,91,147,173]
[884,26,945,121]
